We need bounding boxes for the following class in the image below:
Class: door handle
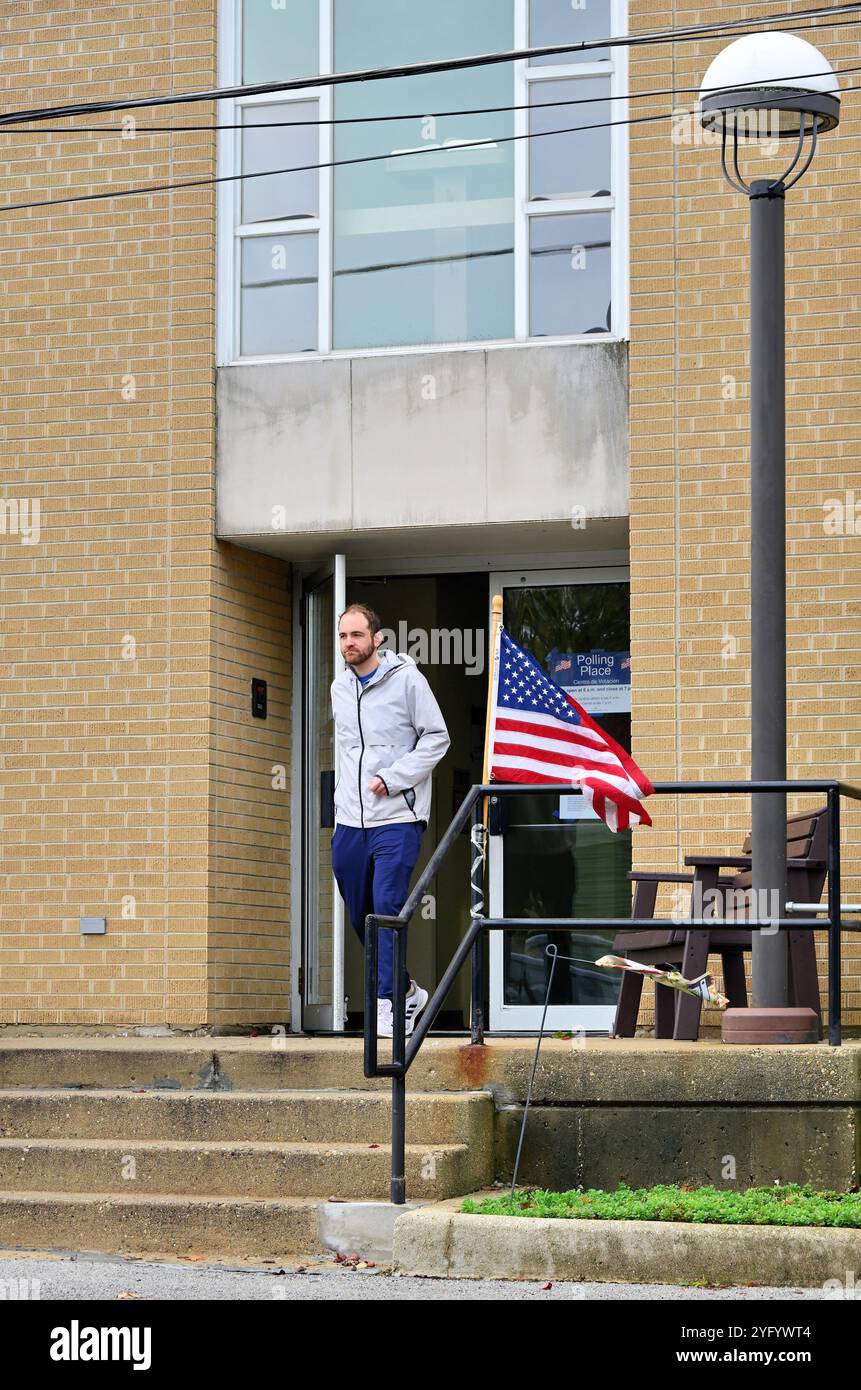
[321,770,335,829]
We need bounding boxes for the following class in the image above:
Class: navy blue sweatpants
[331,823,424,1001]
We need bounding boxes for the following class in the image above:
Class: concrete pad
[319,1200,427,1265]
[393,1195,861,1287]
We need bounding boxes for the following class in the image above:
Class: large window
[218,0,627,360]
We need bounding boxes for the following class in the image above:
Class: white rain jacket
[330,650,450,829]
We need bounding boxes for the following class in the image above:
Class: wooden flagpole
[481,594,504,828]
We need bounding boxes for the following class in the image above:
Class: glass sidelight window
[220,0,627,359]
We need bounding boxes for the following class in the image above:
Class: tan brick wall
[0,1,292,1027]
[209,546,292,1027]
[629,2,861,1025]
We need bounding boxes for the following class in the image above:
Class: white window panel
[241,101,319,224]
[528,75,612,200]
[529,210,611,336]
[239,217,321,237]
[240,232,319,355]
[526,60,612,79]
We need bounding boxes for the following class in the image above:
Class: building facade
[0,0,858,1032]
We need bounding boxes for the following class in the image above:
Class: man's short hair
[339,603,382,637]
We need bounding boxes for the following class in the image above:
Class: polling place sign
[545,649,631,714]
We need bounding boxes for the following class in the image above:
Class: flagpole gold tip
[491,594,503,617]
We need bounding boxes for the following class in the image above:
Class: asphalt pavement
[0,1251,841,1300]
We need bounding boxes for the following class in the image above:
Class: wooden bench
[611,807,828,1040]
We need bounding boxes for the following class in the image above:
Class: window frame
[216,0,628,365]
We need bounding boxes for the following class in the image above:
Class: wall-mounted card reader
[252,678,267,718]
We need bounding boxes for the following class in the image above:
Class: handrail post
[391,922,408,1203]
[392,922,407,1071]
[470,797,486,1045]
[827,786,842,1047]
[391,1073,406,1205]
[363,913,379,1078]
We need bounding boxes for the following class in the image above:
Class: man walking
[331,604,450,1038]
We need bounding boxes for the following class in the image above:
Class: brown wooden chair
[611,807,828,1040]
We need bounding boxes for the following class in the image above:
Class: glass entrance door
[301,557,345,1031]
[487,568,631,1032]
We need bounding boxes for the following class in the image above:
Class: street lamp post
[698,35,840,1007]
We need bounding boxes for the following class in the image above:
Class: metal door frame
[486,564,630,1032]
[294,555,345,1031]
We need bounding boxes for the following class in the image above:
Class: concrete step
[0,1137,486,1200]
[0,1088,492,1147]
[0,1037,497,1093]
[2,1037,857,1106]
[0,1191,323,1262]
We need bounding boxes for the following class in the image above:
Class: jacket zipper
[356,679,366,829]
[351,661,402,829]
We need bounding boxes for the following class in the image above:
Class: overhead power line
[2,78,859,216]
[0,3,857,128]
[0,59,858,137]
[1,63,858,217]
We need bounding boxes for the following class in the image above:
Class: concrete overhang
[220,516,628,566]
[216,341,628,560]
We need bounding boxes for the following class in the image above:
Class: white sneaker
[404,981,429,1036]
[376,997,393,1038]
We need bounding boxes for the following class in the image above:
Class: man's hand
[368,777,388,796]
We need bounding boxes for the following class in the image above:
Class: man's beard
[344,639,376,665]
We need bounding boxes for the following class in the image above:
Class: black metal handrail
[362,779,861,1203]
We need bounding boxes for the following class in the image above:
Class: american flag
[488,627,654,832]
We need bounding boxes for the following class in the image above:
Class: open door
[301,556,346,1031]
